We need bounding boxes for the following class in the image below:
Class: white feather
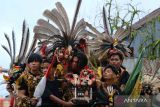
[73,19,86,38]
[34,76,47,106]
[51,9,67,34]
[37,19,60,35]
[86,22,101,36]
[43,10,64,32]
[34,25,56,36]
[19,26,28,61]
[34,33,51,40]
[56,2,70,35]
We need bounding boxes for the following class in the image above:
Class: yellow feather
[97,67,102,79]
[3,74,10,81]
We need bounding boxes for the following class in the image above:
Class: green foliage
[104,0,141,36]
[138,18,160,59]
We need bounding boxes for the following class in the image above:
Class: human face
[49,67,56,77]
[103,68,115,80]
[108,55,122,68]
[71,56,78,70]
[29,61,41,72]
[42,62,50,73]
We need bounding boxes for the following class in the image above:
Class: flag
[123,48,145,95]
[34,54,56,106]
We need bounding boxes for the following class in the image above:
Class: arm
[16,74,28,98]
[42,85,73,107]
[49,94,73,106]
[17,89,27,98]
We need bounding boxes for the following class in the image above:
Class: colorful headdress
[1,21,32,84]
[33,1,93,55]
[87,7,131,60]
[141,59,160,95]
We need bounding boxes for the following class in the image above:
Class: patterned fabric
[15,71,43,107]
[96,83,121,107]
[15,97,32,107]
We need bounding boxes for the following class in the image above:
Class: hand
[107,86,114,97]
[120,84,125,91]
[6,84,14,93]
[31,97,38,105]
[63,101,74,107]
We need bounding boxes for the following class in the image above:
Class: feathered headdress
[33,1,92,54]
[1,21,32,78]
[1,20,38,87]
[141,58,160,95]
[87,7,131,60]
[1,20,34,107]
[1,21,30,69]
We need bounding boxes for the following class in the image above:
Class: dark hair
[52,60,59,68]
[72,50,88,69]
[28,53,42,64]
[103,64,119,75]
[108,52,124,61]
[42,59,50,63]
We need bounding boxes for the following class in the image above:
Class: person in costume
[39,60,73,107]
[107,48,130,91]
[96,64,121,107]
[63,49,88,100]
[15,53,44,107]
[1,21,38,107]
[41,59,50,73]
[67,49,88,75]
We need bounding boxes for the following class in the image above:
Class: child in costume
[15,53,44,107]
[96,64,121,107]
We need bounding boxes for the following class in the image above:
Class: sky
[0,0,160,97]
[0,0,160,69]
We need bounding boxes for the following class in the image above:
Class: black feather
[21,28,30,63]
[18,20,26,62]
[103,6,109,35]
[12,31,16,64]
[1,45,12,61]
[25,36,37,61]
[70,0,82,35]
[4,33,12,61]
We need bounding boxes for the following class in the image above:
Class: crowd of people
[2,1,160,107]
[5,43,133,107]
